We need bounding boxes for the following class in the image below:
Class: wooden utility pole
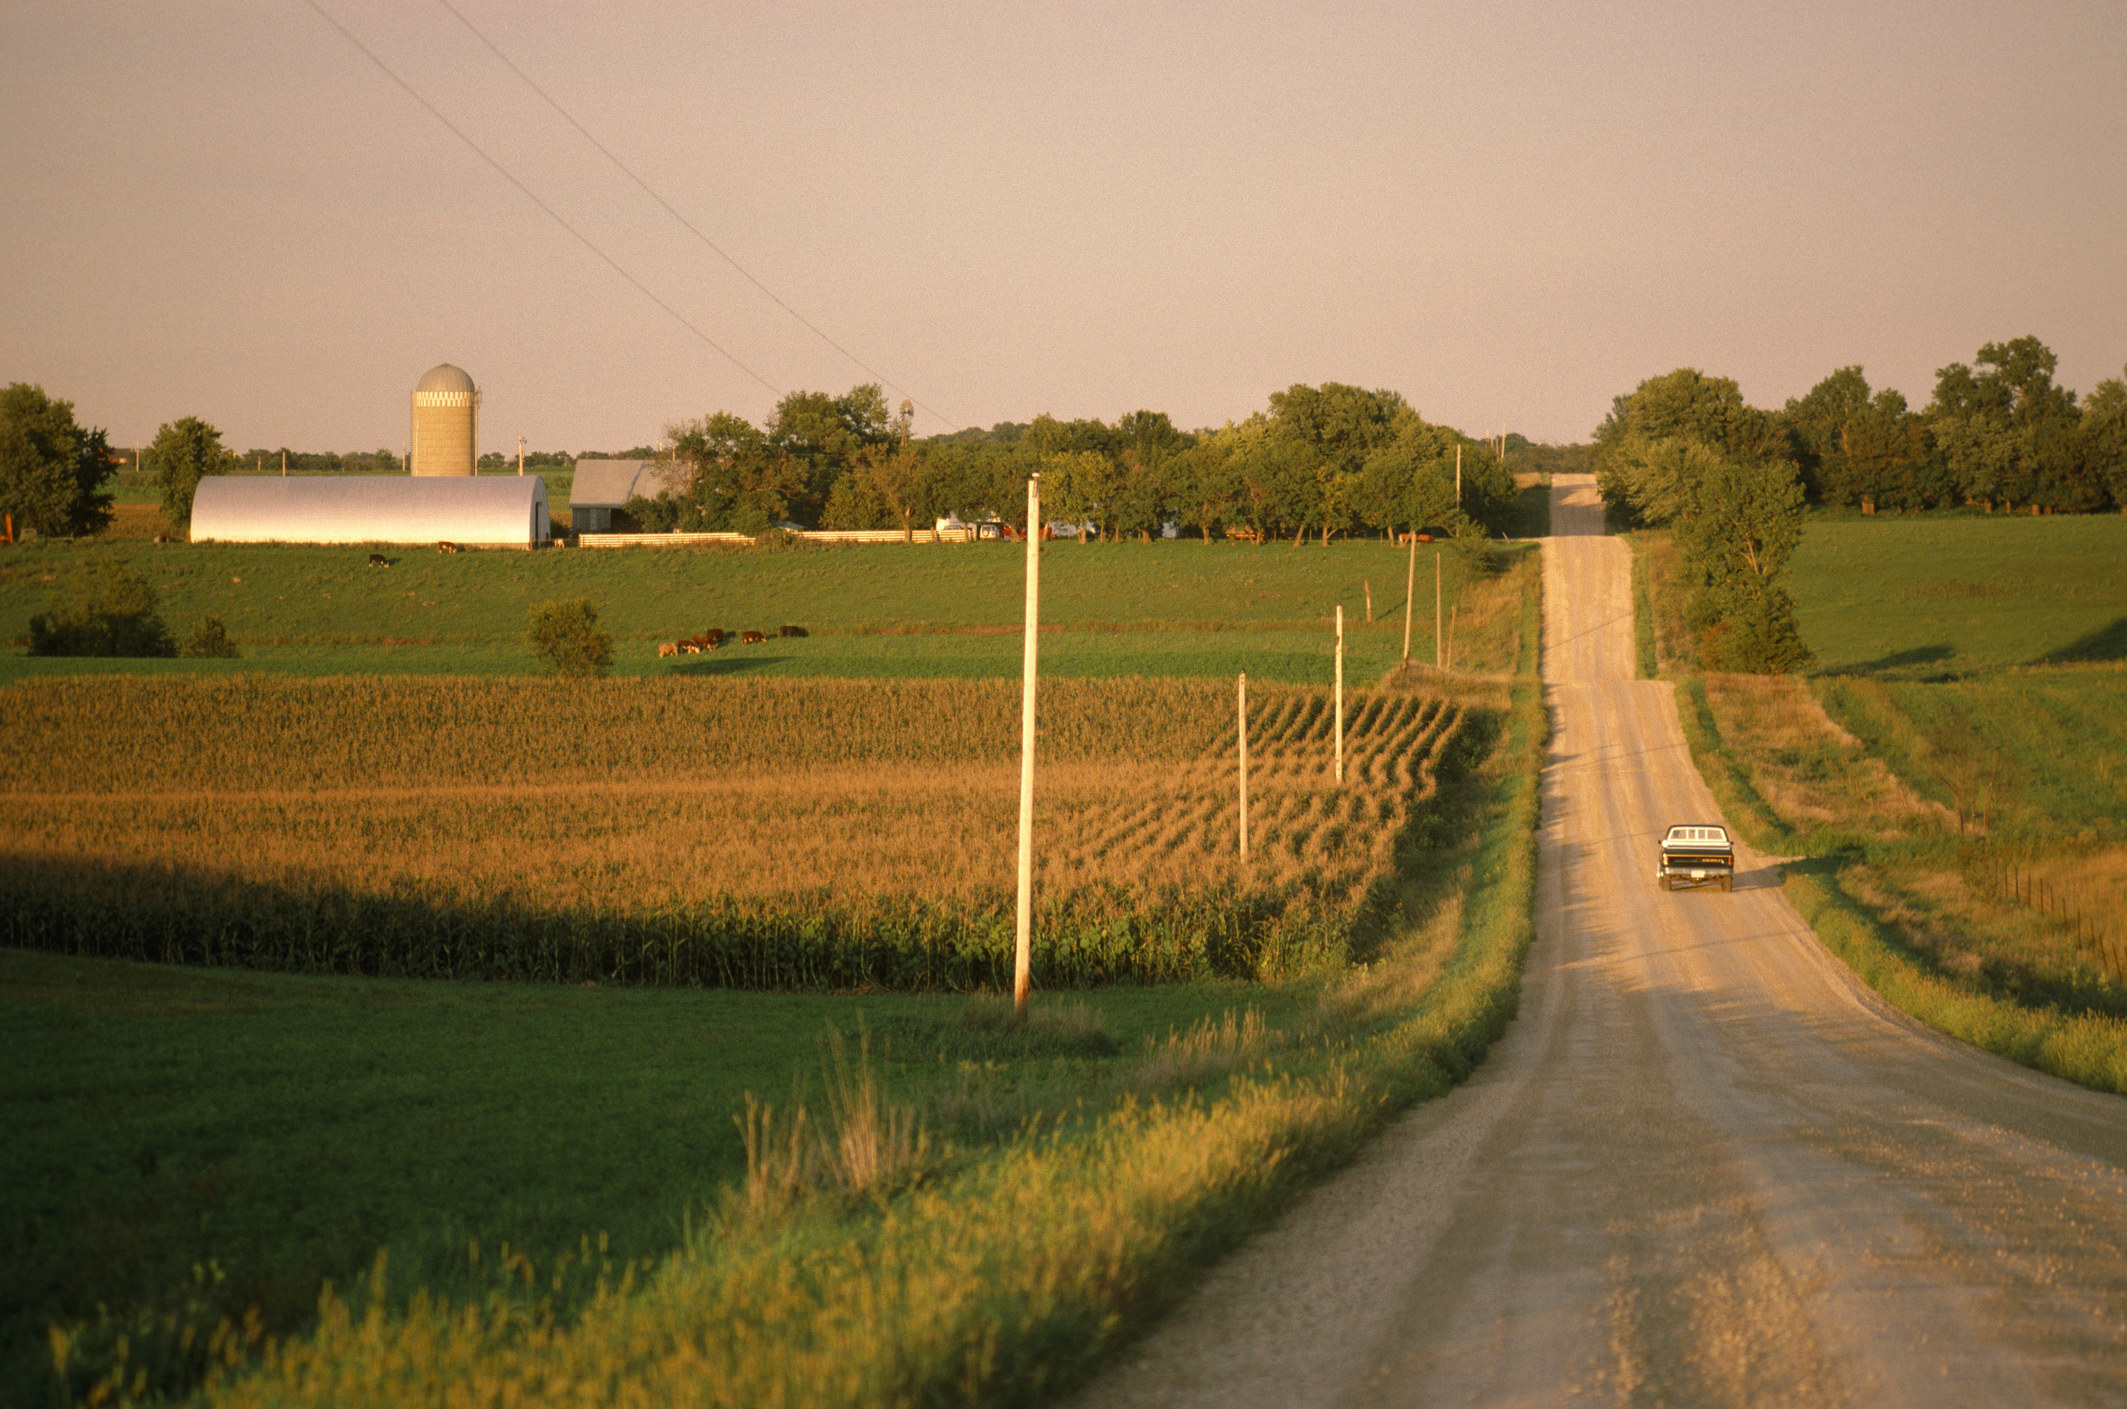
[1237,672,1250,860]
[1334,604,1345,784]
[1401,532,1416,661]
[1014,473,1043,1020]
[1435,551,1443,669]
[1365,579,1372,623]
[1455,444,1462,509]
[280,449,287,477]
[518,435,527,476]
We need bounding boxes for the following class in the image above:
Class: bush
[526,598,613,677]
[180,614,240,659]
[28,564,176,657]
[1699,588,1812,673]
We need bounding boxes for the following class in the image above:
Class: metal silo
[409,363,479,476]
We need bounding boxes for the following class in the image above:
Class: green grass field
[1787,512,2127,675]
[0,949,1308,1405]
[1,536,1509,685]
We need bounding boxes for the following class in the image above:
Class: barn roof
[570,459,691,509]
[190,475,549,547]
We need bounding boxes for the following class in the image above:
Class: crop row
[2,676,1472,989]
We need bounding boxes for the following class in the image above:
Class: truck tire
[1720,876,1732,892]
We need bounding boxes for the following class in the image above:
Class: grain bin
[409,363,478,477]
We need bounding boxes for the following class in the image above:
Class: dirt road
[1074,475,2127,1407]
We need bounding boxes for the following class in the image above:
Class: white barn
[190,475,551,548]
[568,459,691,533]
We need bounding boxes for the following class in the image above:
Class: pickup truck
[1657,823,1734,892]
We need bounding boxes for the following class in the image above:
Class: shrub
[180,614,240,659]
[1699,588,1812,674]
[27,564,176,657]
[526,598,613,677]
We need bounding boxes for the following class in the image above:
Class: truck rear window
[1668,826,1728,843]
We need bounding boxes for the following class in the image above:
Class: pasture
[0,534,1528,685]
[1786,511,2127,674]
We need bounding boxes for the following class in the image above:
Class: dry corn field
[0,675,1481,989]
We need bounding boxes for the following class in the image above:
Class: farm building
[409,364,479,477]
[190,475,551,548]
[569,459,692,533]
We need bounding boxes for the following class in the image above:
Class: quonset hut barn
[190,476,550,548]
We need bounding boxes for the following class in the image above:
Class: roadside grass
[1787,511,2127,675]
[0,538,1515,686]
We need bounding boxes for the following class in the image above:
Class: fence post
[1334,605,1345,784]
[1014,473,1042,1020]
[1401,533,1416,663]
[1237,671,1249,860]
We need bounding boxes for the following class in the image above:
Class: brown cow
[678,641,701,655]
[779,624,808,638]
[740,630,766,645]
[436,541,462,554]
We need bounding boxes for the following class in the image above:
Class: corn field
[1,676,1481,989]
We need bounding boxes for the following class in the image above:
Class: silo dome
[410,363,479,477]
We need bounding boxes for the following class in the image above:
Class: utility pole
[1334,604,1345,784]
[1014,473,1043,1020]
[1401,532,1416,662]
[1435,550,1443,669]
[281,449,287,477]
[1455,444,1462,510]
[1237,672,1250,860]
[518,435,526,476]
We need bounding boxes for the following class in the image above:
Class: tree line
[629,381,1525,543]
[1777,337,2125,514]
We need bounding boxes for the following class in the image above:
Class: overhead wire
[432,0,959,431]
[304,0,783,400]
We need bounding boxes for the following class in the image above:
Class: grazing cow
[436,541,461,554]
[704,627,726,646]
[700,637,721,651]
[367,552,390,567]
[740,630,766,645]
[679,641,701,655]
[779,624,808,638]
[658,642,680,658]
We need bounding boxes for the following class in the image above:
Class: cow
[436,541,462,554]
[678,641,701,655]
[367,553,390,568]
[779,624,808,638]
[658,642,680,659]
[704,628,726,646]
[740,630,767,645]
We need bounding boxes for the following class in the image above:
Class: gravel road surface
[1073,474,2127,1407]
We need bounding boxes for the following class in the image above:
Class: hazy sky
[3,0,2122,454]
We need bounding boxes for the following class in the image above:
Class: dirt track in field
[1073,475,2127,1407]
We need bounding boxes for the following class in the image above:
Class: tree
[526,599,613,677]
[766,384,894,523]
[148,416,236,529]
[1927,337,2094,512]
[29,562,176,657]
[2082,369,2127,510]
[1593,369,1782,526]
[0,383,115,537]
[667,412,802,533]
[1780,366,1872,503]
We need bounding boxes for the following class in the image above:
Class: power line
[304,0,783,401]
[431,0,961,431]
